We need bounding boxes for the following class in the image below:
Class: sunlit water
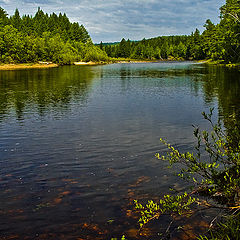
[0,62,239,239]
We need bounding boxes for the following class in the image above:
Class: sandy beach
[0,63,59,70]
[73,61,106,66]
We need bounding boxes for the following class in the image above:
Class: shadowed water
[0,62,239,239]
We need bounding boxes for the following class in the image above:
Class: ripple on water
[1,62,238,239]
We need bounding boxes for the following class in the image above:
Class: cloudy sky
[0,0,225,43]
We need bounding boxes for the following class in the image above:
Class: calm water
[0,62,239,239]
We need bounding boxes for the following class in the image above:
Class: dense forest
[100,0,240,63]
[0,0,239,65]
[0,7,108,64]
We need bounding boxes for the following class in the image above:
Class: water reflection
[0,62,240,239]
[1,63,239,124]
[0,66,101,121]
[199,65,240,126]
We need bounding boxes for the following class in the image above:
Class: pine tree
[10,9,21,30]
[219,0,240,62]
[0,7,8,26]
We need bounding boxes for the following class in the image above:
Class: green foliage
[111,235,127,240]
[0,7,108,64]
[202,0,240,63]
[82,41,109,62]
[156,108,240,206]
[134,193,196,228]
[101,0,239,63]
[134,109,240,237]
[0,7,8,26]
[101,36,192,60]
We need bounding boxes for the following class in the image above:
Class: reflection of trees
[0,66,100,120]
[118,63,240,129]
[200,65,240,130]
[119,63,207,97]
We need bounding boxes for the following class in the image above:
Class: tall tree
[10,9,21,29]
[219,0,240,62]
[0,7,8,26]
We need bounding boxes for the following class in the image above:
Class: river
[0,62,239,239]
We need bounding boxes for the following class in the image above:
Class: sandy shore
[0,63,59,70]
[115,60,160,63]
[73,61,106,66]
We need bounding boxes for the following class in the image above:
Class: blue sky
[0,0,225,43]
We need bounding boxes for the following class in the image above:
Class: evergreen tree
[0,7,108,64]
[118,38,128,57]
[10,9,21,30]
[0,7,8,26]
[219,0,240,62]
[99,41,103,50]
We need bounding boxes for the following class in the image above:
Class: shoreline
[73,61,107,66]
[1,60,239,71]
[199,59,240,68]
[0,60,163,70]
[0,63,59,71]
[111,58,186,64]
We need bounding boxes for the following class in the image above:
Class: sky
[0,0,225,43]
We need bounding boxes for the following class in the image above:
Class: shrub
[134,108,240,238]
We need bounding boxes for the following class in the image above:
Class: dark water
[0,62,239,239]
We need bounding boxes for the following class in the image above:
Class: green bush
[156,108,240,206]
[135,109,240,237]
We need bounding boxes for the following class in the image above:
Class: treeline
[100,0,240,63]
[100,35,196,60]
[0,7,108,64]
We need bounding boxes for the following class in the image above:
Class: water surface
[0,62,239,239]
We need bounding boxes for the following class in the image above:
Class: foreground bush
[134,109,240,239]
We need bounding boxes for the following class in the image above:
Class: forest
[0,7,108,64]
[0,0,239,65]
[101,0,240,64]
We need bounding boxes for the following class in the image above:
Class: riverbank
[111,56,185,64]
[113,58,240,67]
[201,59,240,68]
[111,58,160,63]
[0,60,178,70]
[74,59,159,66]
[2,59,238,71]
[0,63,59,70]
[73,61,107,66]
[114,60,161,63]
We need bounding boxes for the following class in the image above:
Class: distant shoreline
[73,61,106,66]
[1,60,237,71]
[0,63,59,71]
[0,60,175,70]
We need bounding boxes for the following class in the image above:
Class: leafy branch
[134,109,240,238]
